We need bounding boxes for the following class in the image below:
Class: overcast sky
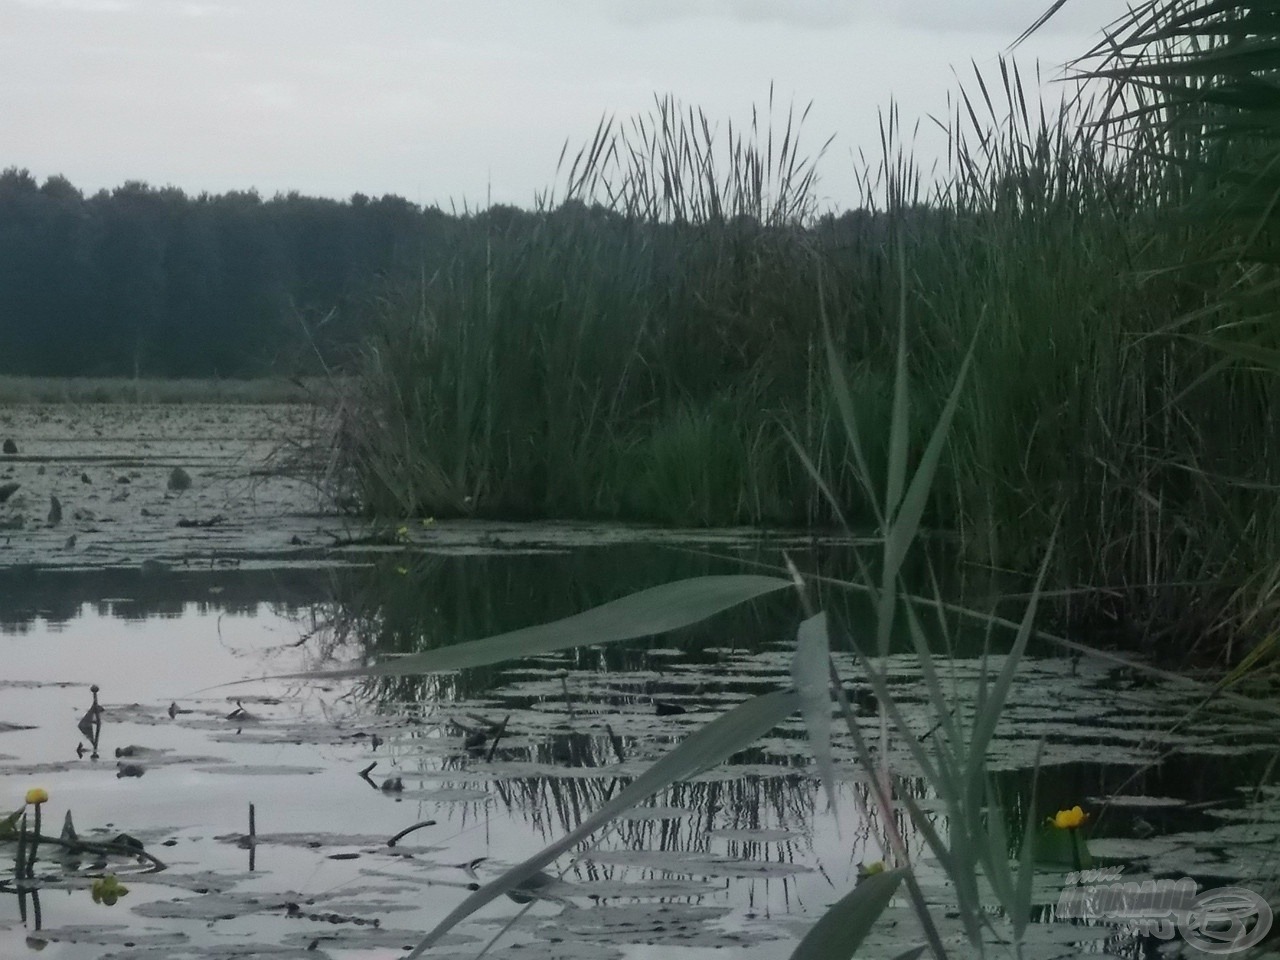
[1,0,1126,212]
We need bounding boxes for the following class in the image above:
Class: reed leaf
[787,868,907,960]
[791,611,837,813]
[267,575,791,681]
[408,688,800,956]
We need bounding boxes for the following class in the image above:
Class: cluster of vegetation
[337,33,1280,653]
[4,0,1277,654]
[300,6,1280,955]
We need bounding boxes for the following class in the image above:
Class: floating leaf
[1035,824,1092,869]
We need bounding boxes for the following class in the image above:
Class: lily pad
[1089,795,1188,808]
[191,764,323,776]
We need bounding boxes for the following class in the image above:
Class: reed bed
[336,64,1280,653]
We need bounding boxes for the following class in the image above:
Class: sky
[0,0,1127,213]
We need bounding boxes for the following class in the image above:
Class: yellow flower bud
[24,788,48,805]
[1050,805,1087,830]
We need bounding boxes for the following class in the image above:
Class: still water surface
[0,547,1276,959]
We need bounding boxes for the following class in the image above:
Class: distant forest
[0,167,881,379]
[0,168,492,377]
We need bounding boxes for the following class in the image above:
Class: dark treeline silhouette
[0,168,455,377]
[0,167,885,379]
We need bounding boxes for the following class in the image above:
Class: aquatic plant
[333,41,1280,655]
[1049,806,1087,831]
[1018,0,1280,665]
[298,2,1280,951]
[287,287,1062,959]
[90,875,129,906]
[22,788,46,878]
[1038,806,1093,871]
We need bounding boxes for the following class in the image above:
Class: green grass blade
[269,575,790,681]
[820,280,884,529]
[408,689,800,956]
[886,240,910,520]
[902,600,961,753]
[963,528,1057,797]
[792,612,837,813]
[1012,746,1045,940]
[787,868,906,960]
[883,331,977,580]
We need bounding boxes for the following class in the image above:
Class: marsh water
[1,540,1278,960]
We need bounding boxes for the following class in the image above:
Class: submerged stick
[387,820,437,847]
[604,723,626,763]
[484,715,511,762]
[9,832,166,874]
[248,803,257,872]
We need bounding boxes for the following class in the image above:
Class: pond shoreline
[0,401,1262,674]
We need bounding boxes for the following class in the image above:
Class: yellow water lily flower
[24,788,48,805]
[91,875,129,906]
[1050,805,1087,830]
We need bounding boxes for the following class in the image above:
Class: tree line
[0,168,454,377]
[0,167,888,379]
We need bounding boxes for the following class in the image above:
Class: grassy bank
[336,70,1280,653]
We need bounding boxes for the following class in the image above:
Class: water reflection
[0,565,332,630]
[298,541,1008,706]
[1,543,1277,958]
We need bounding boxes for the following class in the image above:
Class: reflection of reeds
[293,549,812,701]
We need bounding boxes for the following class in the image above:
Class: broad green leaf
[1035,824,1092,870]
[791,612,837,814]
[269,575,790,681]
[407,688,800,957]
[787,868,905,960]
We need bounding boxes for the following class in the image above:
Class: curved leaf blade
[791,612,837,814]
[269,575,790,681]
[788,868,906,960]
[408,688,801,957]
